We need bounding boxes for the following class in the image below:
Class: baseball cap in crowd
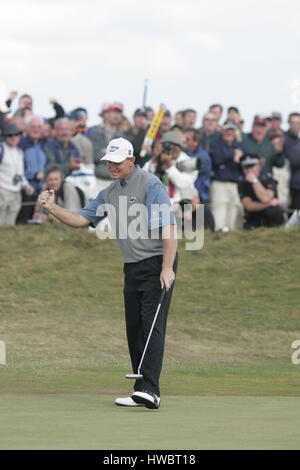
[101,137,134,163]
[253,115,268,126]
[106,104,123,113]
[270,111,282,120]
[222,119,238,130]
[240,153,261,168]
[161,130,184,147]
[3,123,22,136]
[67,110,81,121]
[134,107,147,117]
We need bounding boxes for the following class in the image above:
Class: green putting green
[0,395,300,450]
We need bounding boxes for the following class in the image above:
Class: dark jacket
[289,142,300,190]
[44,138,80,177]
[242,133,285,173]
[186,145,212,202]
[199,129,221,152]
[19,135,45,151]
[210,136,244,183]
[284,130,300,159]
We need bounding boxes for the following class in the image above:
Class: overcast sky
[1,0,300,130]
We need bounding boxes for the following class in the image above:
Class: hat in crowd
[222,119,238,130]
[101,137,134,163]
[106,103,123,113]
[161,130,184,147]
[134,107,147,117]
[67,110,81,121]
[240,153,261,168]
[270,111,282,120]
[3,123,21,136]
[253,115,268,126]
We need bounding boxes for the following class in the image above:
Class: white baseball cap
[101,138,134,163]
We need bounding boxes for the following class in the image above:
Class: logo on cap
[110,146,119,152]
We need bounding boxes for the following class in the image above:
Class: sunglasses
[7,133,20,137]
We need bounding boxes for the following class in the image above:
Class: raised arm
[39,190,90,227]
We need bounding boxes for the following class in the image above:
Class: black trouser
[123,253,178,397]
[291,189,300,210]
[16,190,37,224]
[244,206,284,229]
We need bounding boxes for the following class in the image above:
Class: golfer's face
[107,158,134,181]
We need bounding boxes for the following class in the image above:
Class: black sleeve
[0,112,5,136]
[238,181,249,200]
[263,175,277,192]
[53,102,65,119]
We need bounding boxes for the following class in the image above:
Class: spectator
[17,116,47,224]
[0,101,11,137]
[88,103,125,190]
[143,130,197,203]
[182,108,197,128]
[238,153,284,229]
[145,106,155,122]
[18,94,33,113]
[42,120,54,144]
[284,112,300,159]
[0,124,34,225]
[269,131,290,208]
[10,116,26,135]
[69,111,94,166]
[227,106,240,124]
[182,127,215,230]
[157,110,172,140]
[13,106,32,122]
[120,116,133,140]
[35,165,84,223]
[174,111,184,127]
[44,118,82,177]
[242,115,285,174]
[70,107,89,136]
[209,103,223,130]
[288,142,300,211]
[199,112,221,152]
[268,112,284,135]
[130,108,149,166]
[209,120,244,231]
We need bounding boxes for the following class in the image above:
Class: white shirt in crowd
[143,151,198,203]
[0,143,29,192]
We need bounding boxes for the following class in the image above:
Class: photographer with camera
[0,124,34,226]
[143,130,198,203]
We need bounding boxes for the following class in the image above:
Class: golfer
[39,137,177,409]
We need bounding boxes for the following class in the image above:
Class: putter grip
[159,287,166,305]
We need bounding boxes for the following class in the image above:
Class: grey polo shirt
[79,166,175,263]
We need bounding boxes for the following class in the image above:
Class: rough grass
[0,223,300,396]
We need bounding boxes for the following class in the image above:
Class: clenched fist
[39,190,55,212]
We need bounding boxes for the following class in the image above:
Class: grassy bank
[0,224,300,396]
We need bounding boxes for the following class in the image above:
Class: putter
[126,287,166,379]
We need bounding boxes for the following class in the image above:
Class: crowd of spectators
[0,91,300,231]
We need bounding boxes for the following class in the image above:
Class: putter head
[125,373,143,379]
